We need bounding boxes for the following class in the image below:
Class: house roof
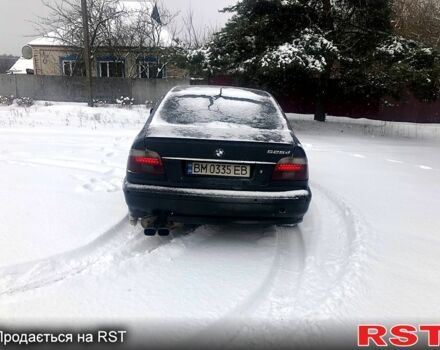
[7,57,34,74]
[29,34,63,47]
[29,0,173,47]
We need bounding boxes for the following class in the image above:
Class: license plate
[187,162,251,178]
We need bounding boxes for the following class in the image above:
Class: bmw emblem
[215,148,225,158]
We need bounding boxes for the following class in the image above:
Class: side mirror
[150,108,154,115]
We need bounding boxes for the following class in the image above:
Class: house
[25,0,186,79]
[7,57,34,75]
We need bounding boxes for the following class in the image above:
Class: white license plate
[187,162,251,178]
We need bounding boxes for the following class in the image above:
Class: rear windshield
[154,87,285,130]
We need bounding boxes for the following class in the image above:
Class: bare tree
[393,0,440,48]
[110,0,181,78]
[180,6,217,49]
[35,0,180,78]
[35,0,123,57]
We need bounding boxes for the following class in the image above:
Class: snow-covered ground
[0,102,439,348]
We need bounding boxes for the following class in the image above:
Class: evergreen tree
[190,0,440,121]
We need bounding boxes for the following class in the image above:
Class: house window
[138,61,166,79]
[62,60,85,76]
[99,61,125,78]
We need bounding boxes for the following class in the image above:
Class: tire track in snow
[0,154,126,174]
[0,217,176,296]
[419,165,432,170]
[387,159,404,164]
[303,183,369,312]
[264,226,306,318]
[224,228,307,349]
[0,182,370,349]
[284,183,370,346]
[183,226,305,349]
[185,183,370,349]
[230,182,368,322]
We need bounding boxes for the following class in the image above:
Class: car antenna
[219,87,223,97]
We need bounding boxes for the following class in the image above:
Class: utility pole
[81,0,94,107]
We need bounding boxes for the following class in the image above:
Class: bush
[93,98,112,107]
[15,97,34,107]
[0,95,14,106]
[116,96,134,107]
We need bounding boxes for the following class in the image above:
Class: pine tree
[190,0,440,121]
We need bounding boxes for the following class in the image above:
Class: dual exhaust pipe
[142,217,171,236]
[130,216,175,236]
[144,226,170,237]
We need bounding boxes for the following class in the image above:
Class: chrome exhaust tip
[157,228,170,236]
[144,228,157,236]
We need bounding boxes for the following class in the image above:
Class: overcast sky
[0,0,237,55]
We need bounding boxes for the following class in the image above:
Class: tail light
[127,149,164,175]
[272,157,308,181]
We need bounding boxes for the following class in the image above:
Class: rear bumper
[123,180,312,225]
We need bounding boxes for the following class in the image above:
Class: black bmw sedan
[123,86,311,235]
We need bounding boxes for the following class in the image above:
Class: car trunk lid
[135,137,296,191]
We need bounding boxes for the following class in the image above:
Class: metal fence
[3,75,438,123]
[209,75,440,123]
[0,75,190,104]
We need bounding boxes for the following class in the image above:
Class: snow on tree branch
[261,30,339,73]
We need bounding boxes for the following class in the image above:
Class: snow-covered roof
[29,0,173,47]
[29,34,63,47]
[7,57,34,74]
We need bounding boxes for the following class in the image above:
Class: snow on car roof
[147,86,293,144]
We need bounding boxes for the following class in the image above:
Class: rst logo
[358,324,440,347]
